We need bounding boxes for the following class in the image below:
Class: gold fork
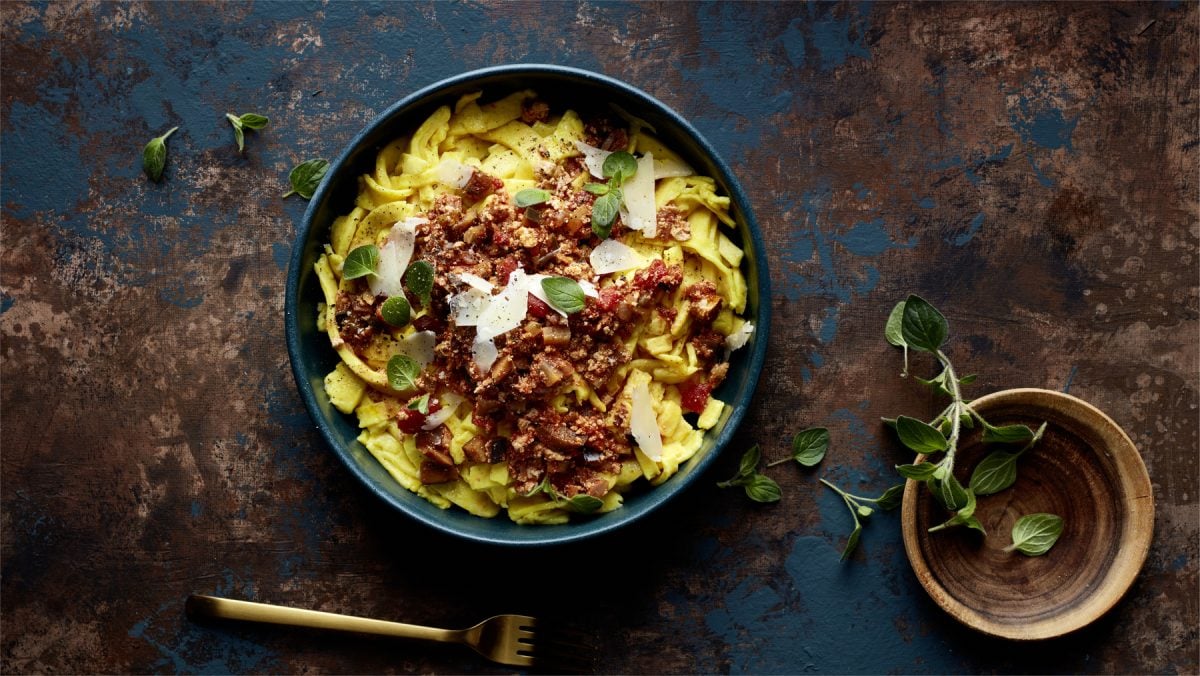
[186,594,585,670]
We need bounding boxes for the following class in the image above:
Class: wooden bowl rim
[900,387,1154,640]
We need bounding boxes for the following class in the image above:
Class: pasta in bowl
[286,66,769,544]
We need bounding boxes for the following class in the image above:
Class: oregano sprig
[587,150,638,239]
[885,295,1045,535]
[226,112,269,152]
[820,479,904,560]
[716,445,781,503]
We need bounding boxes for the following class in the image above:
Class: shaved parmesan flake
[590,238,645,274]
[394,330,437,367]
[653,155,695,179]
[456,271,494,293]
[449,288,491,326]
[618,152,656,236]
[475,269,529,341]
[472,337,498,373]
[629,382,663,461]
[726,321,755,351]
[574,140,610,179]
[436,157,475,188]
[421,392,465,430]
[369,218,425,297]
[578,280,599,298]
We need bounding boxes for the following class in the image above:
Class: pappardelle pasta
[315,90,753,524]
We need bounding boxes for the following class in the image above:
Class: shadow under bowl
[284,65,770,546]
[901,388,1154,640]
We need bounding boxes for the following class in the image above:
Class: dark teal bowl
[285,64,770,546]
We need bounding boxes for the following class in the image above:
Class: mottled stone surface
[2,1,1196,673]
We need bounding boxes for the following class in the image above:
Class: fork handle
[187,595,457,644]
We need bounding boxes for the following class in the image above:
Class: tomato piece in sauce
[679,377,712,414]
[527,294,552,319]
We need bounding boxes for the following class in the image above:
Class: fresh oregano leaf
[896,462,939,481]
[142,127,178,182]
[787,427,829,466]
[407,393,430,414]
[895,415,948,453]
[514,188,551,208]
[541,276,585,314]
[717,445,759,489]
[591,190,620,238]
[236,112,269,130]
[404,261,435,308]
[379,296,411,327]
[386,354,421,392]
[566,494,604,514]
[969,450,1020,496]
[962,514,987,534]
[885,300,910,375]
[283,158,329,199]
[744,474,781,503]
[928,489,984,534]
[982,422,1036,444]
[602,151,638,182]
[959,374,978,384]
[931,473,970,511]
[226,112,268,152]
[874,484,904,511]
[900,294,948,353]
[583,182,610,196]
[856,504,875,518]
[1004,513,1064,555]
[841,523,862,561]
[342,245,380,280]
[738,445,761,480]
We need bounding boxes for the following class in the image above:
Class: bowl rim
[284,64,772,546]
[899,387,1155,640]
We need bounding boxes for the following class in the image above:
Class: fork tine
[519,619,597,673]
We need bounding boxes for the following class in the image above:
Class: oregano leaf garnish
[895,415,948,454]
[1004,513,1064,555]
[283,158,329,199]
[514,188,551,208]
[386,354,421,392]
[588,149,638,239]
[566,494,604,514]
[379,296,411,327]
[342,245,380,280]
[226,112,268,152]
[591,190,620,239]
[884,300,909,376]
[768,427,829,467]
[602,150,637,181]
[142,127,178,182]
[407,393,430,414]
[541,276,585,314]
[404,261,435,308]
[717,445,780,503]
[900,294,948,353]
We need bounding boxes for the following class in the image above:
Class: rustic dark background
[3,1,1197,673]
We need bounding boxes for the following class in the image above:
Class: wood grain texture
[901,388,1155,640]
[2,1,1196,673]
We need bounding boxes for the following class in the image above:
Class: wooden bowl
[900,388,1154,640]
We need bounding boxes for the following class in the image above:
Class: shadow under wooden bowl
[900,388,1154,640]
